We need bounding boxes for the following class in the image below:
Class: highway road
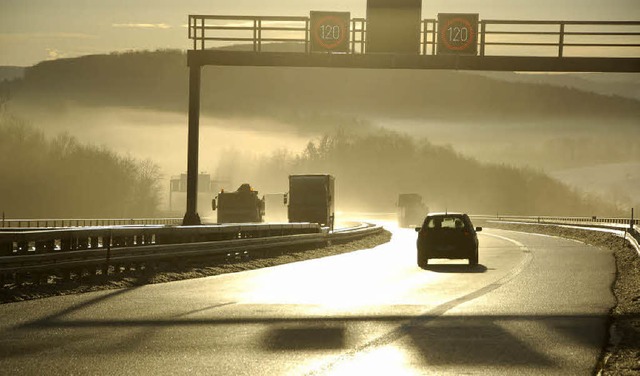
[0,224,616,375]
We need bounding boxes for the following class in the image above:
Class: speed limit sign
[310,11,350,53]
[437,13,479,55]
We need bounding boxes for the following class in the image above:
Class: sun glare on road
[314,345,413,376]
[237,252,407,310]
[237,218,458,312]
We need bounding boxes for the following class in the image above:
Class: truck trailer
[212,183,265,223]
[397,193,427,228]
[287,174,335,230]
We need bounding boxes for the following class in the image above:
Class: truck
[211,183,265,223]
[397,193,427,228]
[287,174,335,230]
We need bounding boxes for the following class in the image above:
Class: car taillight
[463,231,470,236]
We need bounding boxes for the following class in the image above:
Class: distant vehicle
[287,174,335,230]
[415,212,482,267]
[397,193,428,228]
[263,193,288,223]
[211,183,265,223]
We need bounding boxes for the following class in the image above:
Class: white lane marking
[481,232,527,249]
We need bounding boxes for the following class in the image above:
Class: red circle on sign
[440,17,476,51]
[313,15,348,50]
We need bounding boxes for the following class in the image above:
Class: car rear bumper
[418,241,475,259]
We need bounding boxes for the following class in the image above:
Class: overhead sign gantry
[182,3,640,225]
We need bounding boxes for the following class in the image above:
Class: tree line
[221,129,623,216]
[0,112,161,218]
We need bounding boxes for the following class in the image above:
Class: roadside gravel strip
[484,222,640,376]
[0,230,392,304]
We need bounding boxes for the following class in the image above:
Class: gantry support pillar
[182,64,202,225]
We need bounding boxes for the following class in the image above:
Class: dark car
[415,213,482,267]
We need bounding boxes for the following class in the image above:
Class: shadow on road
[1,306,618,372]
[264,325,347,350]
[421,264,488,273]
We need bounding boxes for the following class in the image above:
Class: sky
[1,0,639,66]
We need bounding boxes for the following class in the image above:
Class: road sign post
[310,11,350,53]
[182,65,202,226]
[437,13,479,55]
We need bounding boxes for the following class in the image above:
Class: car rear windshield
[424,216,469,230]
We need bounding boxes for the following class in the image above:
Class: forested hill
[4,49,640,123]
[0,66,24,82]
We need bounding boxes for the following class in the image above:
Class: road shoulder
[482,222,640,375]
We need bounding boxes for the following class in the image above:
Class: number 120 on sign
[437,13,479,55]
[310,11,350,53]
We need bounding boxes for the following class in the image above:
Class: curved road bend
[0,225,615,375]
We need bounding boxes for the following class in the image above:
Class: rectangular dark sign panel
[310,11,351,53]
[437,13,479,55]
[366,0,422,54]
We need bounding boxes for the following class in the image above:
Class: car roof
[426,212,467,217]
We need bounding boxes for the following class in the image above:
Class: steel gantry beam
[187,50,640,72]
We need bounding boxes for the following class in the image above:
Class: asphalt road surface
[0,224,616,375]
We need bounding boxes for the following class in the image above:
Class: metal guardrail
[0,223,322,256]
[479,20,640,57]
[188,15,640,58]
[626,229,640,256]
[0,232,325,275]
[484,215,638,228]
[0,217,182,228]
[476,215,640,256]
[0,222,382,283]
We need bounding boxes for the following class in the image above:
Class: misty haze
[1,50,638,218]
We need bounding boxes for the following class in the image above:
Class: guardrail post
[480,21,486,57]
[258,19,263,52]
[105,230,112,274]
[631,208,635,230]
[558,23,565,58]
[305,18,310,53]
[360,19,365,53]
[60,237,70,252]
[90,236,99,249]
[252,19,258,52]
[351,19,356,53]
[35,240,53,253]
[200,18,205,50]
[0,238,13,255]
[78,236,89,250]
[421,20,426,55]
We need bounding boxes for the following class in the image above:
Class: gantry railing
[188,15,640,58]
